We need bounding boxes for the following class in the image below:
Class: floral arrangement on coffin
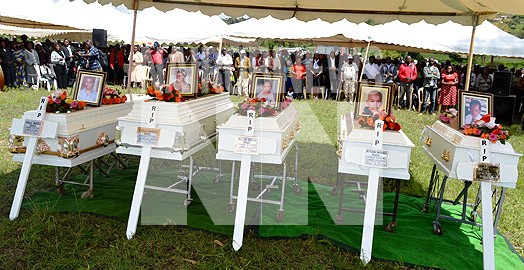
[102,87,127,105]
[46,90,87,113]
[463,114,510,144]
[146,84,184,102]
[236,97,292,117]
[208,81,224,94]
[356,110,401,131]
[439,108,457,124]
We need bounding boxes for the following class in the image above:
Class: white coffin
[10,102,133,167]
[216,105,301,164]
[116,93,234,160]
[420,121,521,188]
[338,114,415,180]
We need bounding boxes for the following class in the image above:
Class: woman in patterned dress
[438,65,458,111]
[13,41,26,88]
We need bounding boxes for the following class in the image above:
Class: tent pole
[464,14,479,92]
[490,55,494,68]
[126,0,139,100]
[218,36,223,53]
[359,40,371,82]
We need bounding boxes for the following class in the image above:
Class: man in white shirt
[216,48,233,92]
[363,55,380,82]
[341,55,358,102]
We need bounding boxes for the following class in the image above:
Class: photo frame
[166,63,198,97]
[250,73,284,109]
[458,90,493,128]
[73,70,106,106]
[354,83,394,118]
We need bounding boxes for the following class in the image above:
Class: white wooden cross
[126,104,160,239]
[360,120,385,264]
[10,97,58,220]
[479,139,495,270]
[232,109,257,251]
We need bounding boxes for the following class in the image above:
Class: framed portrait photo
[73,70,106,106]
[166,63,198,97]
[458,91,493,128]
[250,73,284,108]
[354,83,394,118]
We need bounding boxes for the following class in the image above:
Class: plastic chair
[34,64,56,92]
[417,87,424,112]
[141,66,151,90]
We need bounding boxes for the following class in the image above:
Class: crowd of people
[1,36,524,122]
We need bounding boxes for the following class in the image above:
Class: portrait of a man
[77,75,100,102]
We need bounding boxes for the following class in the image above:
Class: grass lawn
[0,87,522,269]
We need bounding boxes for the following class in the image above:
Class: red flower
[481,114,491,123]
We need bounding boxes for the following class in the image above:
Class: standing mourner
[147,42,168,86]
[50,42,68,90]
[234,49,251,96]
[130,45,144,88]
[341,54,358,102]
[398,56,417,110]
[216,48,233,92]
[13,41,27,88]
[77,40,103,72]
[24,41,40,88]
[474,67,493,93]
[421,58,440,114]
[439,64,459,112]
[0,40,15,89]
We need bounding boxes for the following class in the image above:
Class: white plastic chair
[34,64,50,91]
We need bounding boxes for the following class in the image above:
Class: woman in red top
[438,65,459,111]
[292,58,306,99]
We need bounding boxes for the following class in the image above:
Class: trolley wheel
[81,188,94,199]
[276,211,284,223]
[117,163,126,170]
[336,215,343,225]
[183,199,193,206]
[227,204,235,213]
[384,221,397,233]
[468,211,477,222]
[433,222,443,236]
[293,184,302,194]
[56,184,65,195]
[331,186,339,196]
[421,204,429,214]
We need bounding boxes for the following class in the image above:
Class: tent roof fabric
[79,0,524,25]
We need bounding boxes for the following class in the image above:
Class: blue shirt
[77,87,98,103]
[88,46,102,71]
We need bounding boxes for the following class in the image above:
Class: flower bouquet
[101,87,127,105]
[463,114,510,144]
[439,108,459,129]
[356,110,401,131]
[46,90,87,113]
[236,97,292,117]
[146,84,184,102]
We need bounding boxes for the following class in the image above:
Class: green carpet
[24,164,524,270]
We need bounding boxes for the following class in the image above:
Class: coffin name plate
[234,135,259,155]
[473,162,500,182]
[23,119,44,137]
[364,149,388,168]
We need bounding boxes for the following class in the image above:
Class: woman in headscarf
[13,41,27,88]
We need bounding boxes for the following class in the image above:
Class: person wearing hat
[234,49,251,96]
[172,68,191,93]
[341,54,358,102]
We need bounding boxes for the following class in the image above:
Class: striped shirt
[88,46,102,71]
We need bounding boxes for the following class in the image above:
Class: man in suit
[0,39,15,88]
[61,39,75,86]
